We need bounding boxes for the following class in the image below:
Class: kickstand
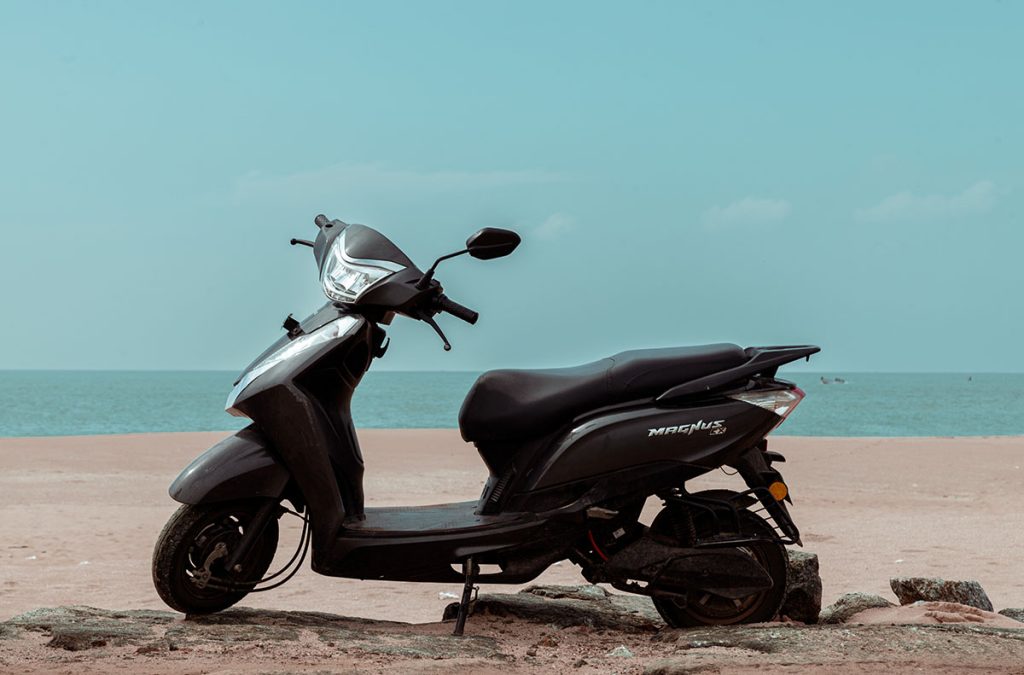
[452,556,479,636]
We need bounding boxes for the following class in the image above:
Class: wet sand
[2,431,1023,622]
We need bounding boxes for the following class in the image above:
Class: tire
[650,493,788,627]
[152,499,280,615]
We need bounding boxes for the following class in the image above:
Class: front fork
[222,498,282,573]
[731,441,802,545]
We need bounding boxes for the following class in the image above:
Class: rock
[523,583,610,602]
[135,641,169,655]
[536,634,558,647]
[819,593,895,624]
[654,626,778,654]
[998,608,1024,623]
[443,584,662,632]
[606,644,634,657]
[781,550,822,623]
[645,658,723,674]
[890,577,993,612]
[4,602,1024,672]
[7,606,166,650]
[47,633,108,651]
[4,606,501,660]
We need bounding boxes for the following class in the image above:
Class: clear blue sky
[2,1,1021,372]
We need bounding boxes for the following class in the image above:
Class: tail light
[729,387,805,427]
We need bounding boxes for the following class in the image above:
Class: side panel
[169,427,290,504]
[522,399,775,492]
[230,315,377,569]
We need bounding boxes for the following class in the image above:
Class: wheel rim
[174,505,278,603]
[650,507,785,625]
[185,514,248,598]
[661,543,775,624]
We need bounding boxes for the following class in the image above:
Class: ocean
[0,370,1022,438]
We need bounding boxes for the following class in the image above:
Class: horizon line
[2,368,1024,376]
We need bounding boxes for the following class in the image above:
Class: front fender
[170,426,291,504]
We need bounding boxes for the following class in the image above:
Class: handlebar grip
[438,295,479,325]
[314,214,329,228]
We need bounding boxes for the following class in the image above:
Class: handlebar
[436,295,479,325]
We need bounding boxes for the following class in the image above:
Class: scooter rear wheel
[152,499,280,614]
[650,498,787,627]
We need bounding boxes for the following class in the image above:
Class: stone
[654,626,778,654]
[4,605,501,660]
[443,584,662,632]
[606,644,634,657]
[781,550,822,623]
[522,584,610,602]
[7,606,166,650]
[819,593,896,624]
[998,608,1024,623]
[890,577,993,612]
[4,603,1024,672]
[645,659,724,674]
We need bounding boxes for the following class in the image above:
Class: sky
[1,1,1022,373]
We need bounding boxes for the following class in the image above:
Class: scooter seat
[458,344,747,442]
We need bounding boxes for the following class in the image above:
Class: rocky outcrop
[3,605,499,659]
[818,592,895,624]
[999,608,1024,623]
[3,598,1024,673]
[890,577,993,612]
[781,550,822,623]
[442,584,662,632]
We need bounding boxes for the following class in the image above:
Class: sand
[2,431,1023,623]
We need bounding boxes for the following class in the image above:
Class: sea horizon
[5,368,1024,375]
[2,370,1023,439]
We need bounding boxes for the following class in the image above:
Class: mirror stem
[415,248,469,290]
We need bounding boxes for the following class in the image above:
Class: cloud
[702,197,791,229]
[233,162,568,201]
[856,181,997,223]
[532,213,574,240]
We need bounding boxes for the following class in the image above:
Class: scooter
[153,214,819,632]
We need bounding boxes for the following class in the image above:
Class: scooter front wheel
[152,499,280,614]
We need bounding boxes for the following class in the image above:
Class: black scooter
[153,214,819,632]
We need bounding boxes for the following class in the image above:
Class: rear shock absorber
[672,505,697,546]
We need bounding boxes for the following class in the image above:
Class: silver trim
[225,315,361,415]
[337,230,406,273]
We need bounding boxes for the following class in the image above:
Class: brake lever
[420,313,452,351]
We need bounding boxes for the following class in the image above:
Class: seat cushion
[458,344,746,442]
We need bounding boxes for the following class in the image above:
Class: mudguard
[169,426,291,504]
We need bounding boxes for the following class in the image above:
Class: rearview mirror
[466,228,521,260]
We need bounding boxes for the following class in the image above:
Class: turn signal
[768,481,788,501]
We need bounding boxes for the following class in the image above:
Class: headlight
[320,231,400,303]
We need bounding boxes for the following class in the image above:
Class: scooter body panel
[213,309,379,562]
[169,426,290,505]
[523,399,775,492]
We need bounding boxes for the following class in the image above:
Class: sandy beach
[2,431,1022,622]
